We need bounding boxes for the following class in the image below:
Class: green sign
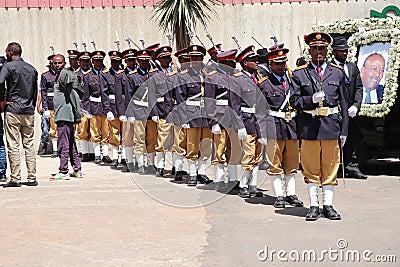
[370,5,400,18]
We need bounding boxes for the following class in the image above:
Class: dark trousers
[40,115,50,147]
[343,118,364,173]
[57,121,81,174]
[0,115,6,174]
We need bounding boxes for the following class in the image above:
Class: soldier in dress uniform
[146,43,161,70]
[290,32,349,221]
[204,49,241,191]
[75,51,93,162]
[257,45,304,208]
[104,50,124,168]
[256,48,269,78]
[125,49,159,174]
[82,50,112,164]
[229,45,264,198]
[114,48,138,172]
[67,49,80,71]
[205,43,221,72]
[147,46,174,177]
[175,44,213,186]
[164,48,190,181]
[40,54,58,158]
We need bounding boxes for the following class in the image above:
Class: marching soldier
[204,49,241,191]
[75,51,93,162]
[126,49,159,174]
[67,49,80,71]
[40,54,58,158]
[175,44,213,186]
[257,45,304,208]
[205,43,221,72]
[115,48,138,172]
[104,50,124,168]
[146,43,161,70]
[229,45,264,198]
[290,32,349,221]
[82,50,112,164]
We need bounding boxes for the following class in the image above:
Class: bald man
[360,53,385,104]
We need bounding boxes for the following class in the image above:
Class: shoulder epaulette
[294,64,308,71]
[258,76,269,84]
[102,69,110,73]
[331,63,342,69]
[149,68,158,73]
[167,70,178,76]
[116,69,125,74]
[180,69,189,75]
[74,69,80,73]
[129,70,137,74]
[84,69,92,75]
[208,70,217,76]
[233,72,243,77]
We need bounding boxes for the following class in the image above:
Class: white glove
[152,116,159,122]
[43,110,51,119]
[258,138,267,145]
[182,123,190,129]
[312,91,325,103]
[340,136,347,147]
[237,128,247,140]
[106,111,115,121]
[212,124,221,134]
[128,117,135,124]
[119,115,127,122]
[348,105,358,118]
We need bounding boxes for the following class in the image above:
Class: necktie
[365,90,371,104]
[251,73,258,84]
[316,67,323,80]
[281,77,286,91]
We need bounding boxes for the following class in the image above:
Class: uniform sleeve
[175,75,189,125]
[82,75,90,113]
[114,73,126,116]
[204,76,217,127]
[289,70,317,111]
[100,74,111,114]
[228,78,245,131]
[40,74,49,110]
[147,74,158,117]
[339,78,349,137]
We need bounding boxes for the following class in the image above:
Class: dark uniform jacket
[125,67,158,120]
[114,67,136,117]
[229,70,263,136]
[82,69,106,116]
[164,70,181,126]
[176,66,209,128]
[258,71,296,140]
[148,69,175,119]
[204,67,233,130]
[40,69,56,111]
[290,62,349,140]
[205,60,218,73]
[101,68,119,116]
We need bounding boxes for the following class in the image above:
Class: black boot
[156,168,164,177]
[102,156,112,164]
[82,153,91,162]
[89,153,95,161]
[110,159,119,169]
[286,195,304,207]
[322,205,341,220]
[128,162,139,173]
[0,173,7,182]
[174,171,183,181]
[249,185,263,197]
[197,174,213,184]
[119,159,127,167]
[274,196,286,208]
[238,187,251,198]
[171,166,176,175]
[51,151,59,158]
[38,146,48,156]
[306,206,320,221]
[187,176,198,186]
[94,156,102,164]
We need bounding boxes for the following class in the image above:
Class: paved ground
[0,155,399,266]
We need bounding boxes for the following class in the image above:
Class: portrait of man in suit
[360,53,386,104]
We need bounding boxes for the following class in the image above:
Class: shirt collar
[311,61,327,70]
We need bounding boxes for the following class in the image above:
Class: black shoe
[174,171,183,181]
[197,174,213,184]
[127,162,139,173]
[274,196,286,208]
[102,156,112,164]
[306,206,320,221]
[25,180,38,186]
[89,153,95,161]
[238,187,251,198]
[94,156,102,164]
[0,173,6,182]
[138,166,146,175]
[3,181,21,188]
[51,152,59,158]
[249,185,263,197]
[346,170,368,179]
[171,167,176,175]
[146,165,157,174]
[322,205,341,220]
[39,147,48,156]
[156,168,164,177]
[82,153,91,162]
[110,160,119,169]
[187,176,198,186]
[286,195,304,207]
[258,160,269,170]
[119,159,127,167]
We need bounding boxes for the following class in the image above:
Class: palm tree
[153,0,220,50]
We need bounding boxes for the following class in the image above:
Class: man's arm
[0,66,10,101]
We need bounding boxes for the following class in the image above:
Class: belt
[157,97,164,103]
[89,96,101,103]
[215,99,228,106]
[303,106,339,117]
[133,99,148,107]
[186,99,204,108]
[241,107,255,114]
[109,94,115,100]
[47,92,54,97]
[269,110,297,121]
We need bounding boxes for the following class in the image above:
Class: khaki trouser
[267,139,299,176]
[186,127,212,162]
[5,112,36,182]
[108,118,122,147]
[122,121,134,147]
[300,139,339,186]
[241,134,263,171]
[155,119,171,152]
[89,115,109,144]
[212,128,241,165]
[172,125,186,156]
[76,114,90,141]
[49,110,58,139]
[133,120,157,154]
